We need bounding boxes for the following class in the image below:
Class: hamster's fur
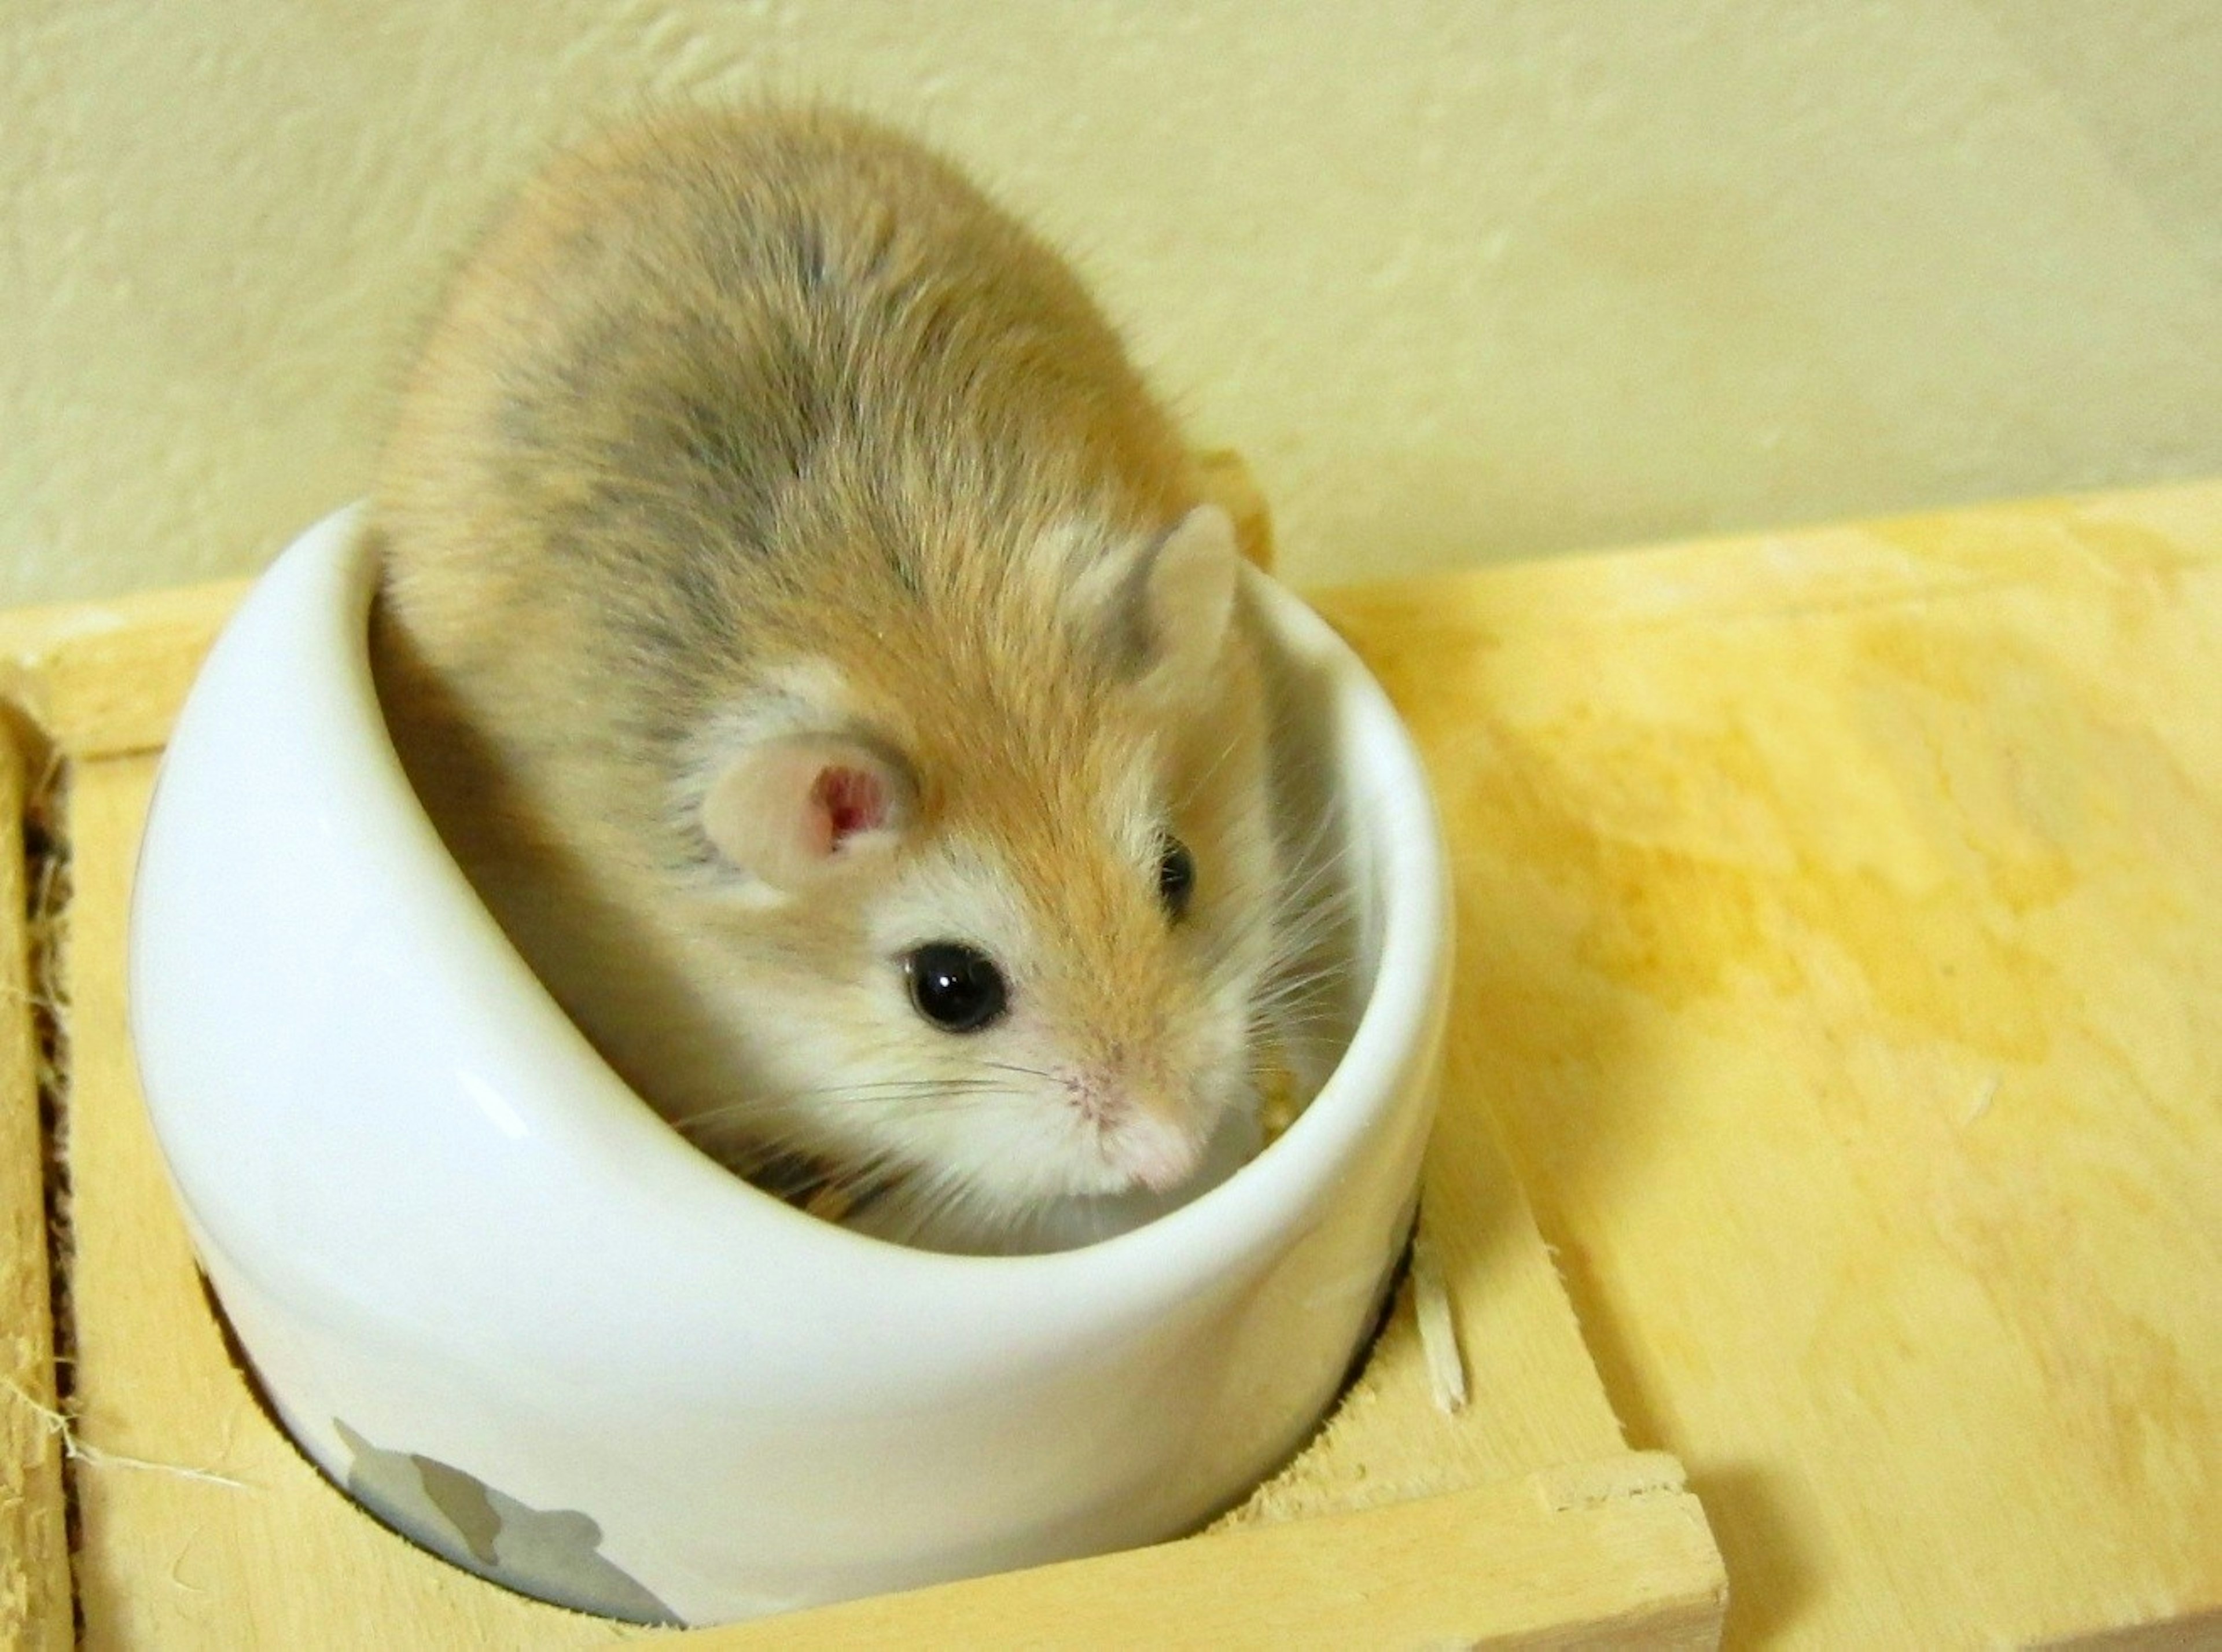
[371,108,1295,1253]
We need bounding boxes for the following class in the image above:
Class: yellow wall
[6,1,2219,604]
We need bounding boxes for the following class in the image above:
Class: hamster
[370,108,1312,1254]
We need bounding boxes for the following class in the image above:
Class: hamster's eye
[1157,835,1195,921]
[903,943,1009,1033]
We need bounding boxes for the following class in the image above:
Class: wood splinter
[1411,1223,1468,1415]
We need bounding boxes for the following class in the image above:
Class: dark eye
[1157,836,1195,921]
[903,942,1009,1033]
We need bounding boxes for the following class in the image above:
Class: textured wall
[5,0,2219,605]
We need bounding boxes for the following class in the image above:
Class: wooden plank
[28,448,1655,1643]
[1220,1033,1628,1526]
[683,1456,1724,1651]
[6,476,2210,768]
[1315,482,2222,1646]
[0,580,244,763]
[0,728,70,1651]
[57,748,1652,1644]
[2035,1608,2222,1651]
[33,475,2222,1644]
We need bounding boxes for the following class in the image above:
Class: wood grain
[1314,481,2222,1646]
[684,1456,1724,1650]
[0,580,244,764]
[1221,1035,1628,1527]
[33,474,2222,1644]
[33,566,1673,1643]
[0,727,70,1651]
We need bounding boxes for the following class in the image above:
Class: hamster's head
[671,501,1282,1247]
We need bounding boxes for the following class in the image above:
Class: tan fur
[371,107,1283,1252]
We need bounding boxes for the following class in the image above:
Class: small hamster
[370,108,1315,1253]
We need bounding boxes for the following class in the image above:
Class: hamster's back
[380,109,1190,702]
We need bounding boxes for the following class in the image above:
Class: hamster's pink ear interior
[1138,502,1239,701]
[700,735,914,889]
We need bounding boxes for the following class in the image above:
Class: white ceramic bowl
[128,506,1452,1627]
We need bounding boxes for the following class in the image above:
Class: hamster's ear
[1134,502,1239,700]
[700,735,914,889]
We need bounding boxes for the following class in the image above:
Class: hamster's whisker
[877,1167,970,1249]
[1171,727,1247,815]
[1246,1007,1343,1047]
[811,1090,1031,1113]
[796,1078,1014,1097]
[1271,850,1355,923]
[1247,969,1349,1024]
[672,1102,761,1135]
[1246,965,1343,1007]
[978,1058,1058,1082]
[1261,887,1355,963]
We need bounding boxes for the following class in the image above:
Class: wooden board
[1,731,69,1651]
[38,750,1681,1647]
[1318,481,2222,1646]
[28,472,2222,1645]
[0,451,1719,1646]
[0,580,245,764]
[684,1456,1724,1651]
